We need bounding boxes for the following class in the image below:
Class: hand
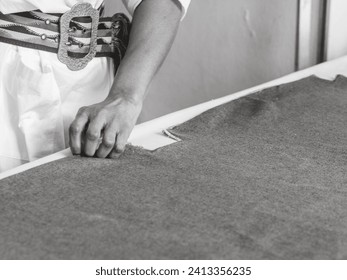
[69,95,142,158]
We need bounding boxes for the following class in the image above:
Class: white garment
[0,43,114,162]
[122,0,191,19]
[0,0,190,171]
[0,0,105,14]
[0,0,191,17]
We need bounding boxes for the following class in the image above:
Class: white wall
[105,0,298,122]
[325,0,347,60]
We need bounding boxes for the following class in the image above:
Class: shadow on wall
[105,0,297,122]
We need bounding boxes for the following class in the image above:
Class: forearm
[108,0,182,103]
[69,0,183,157]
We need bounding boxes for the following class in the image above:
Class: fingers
[84,117,105,157]
[69,108,89,155]
[69,99,139,159]
[69,107,127,159]
[108,130,130,159]
[96,127,116,158]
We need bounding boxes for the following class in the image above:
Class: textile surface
[0,76,346,259]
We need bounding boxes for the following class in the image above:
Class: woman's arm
[69,0,183,158]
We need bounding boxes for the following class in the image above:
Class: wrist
[107,84,146,106]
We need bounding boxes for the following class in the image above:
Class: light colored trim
[322,0,331,61]
[323,0,347,61]
[296,0,313,70]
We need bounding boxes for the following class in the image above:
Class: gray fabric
[0,76,346,260]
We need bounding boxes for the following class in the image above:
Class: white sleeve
[122,0,191,20]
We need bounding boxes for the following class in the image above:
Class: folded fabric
[0,76,346,259]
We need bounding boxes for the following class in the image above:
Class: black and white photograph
[0,0,346,279]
